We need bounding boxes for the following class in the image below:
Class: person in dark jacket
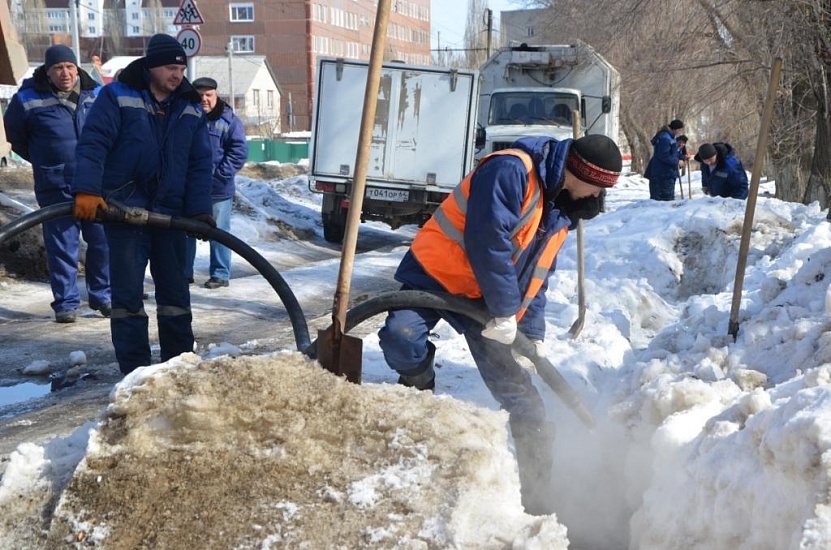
[3,45,110,324]
[184,76,248,289]
[694,142,749,199]
[645,119,685,201]
[71,34,215,375]
[377,134,622,515]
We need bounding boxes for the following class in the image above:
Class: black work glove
[555,188,605,222]
[188,213,216,241]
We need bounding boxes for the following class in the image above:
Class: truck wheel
[321,195,347,244]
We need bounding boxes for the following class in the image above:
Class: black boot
[510,416,557,515]
[397,341,436,391]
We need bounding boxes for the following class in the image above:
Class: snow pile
[5,352,567,548]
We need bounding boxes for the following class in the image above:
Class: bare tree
[464,0,489,69]
[517,0,831,207]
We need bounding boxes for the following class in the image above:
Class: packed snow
[2,164,831,549]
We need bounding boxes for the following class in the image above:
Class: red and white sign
[173,0,204,26]
[177,28,202,57]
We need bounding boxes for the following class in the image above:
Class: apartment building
[10,0,431,131]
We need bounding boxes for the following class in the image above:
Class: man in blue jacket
[645,119,686,200]
[695,142,749,199]
[4,45,111,323]
[71,34,215,375]
[184,76,248,289]
[377,134,622,515]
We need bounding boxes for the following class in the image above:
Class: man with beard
[377,134,622,515]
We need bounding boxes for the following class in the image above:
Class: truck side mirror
[602,95,612,114]
[475,127,486,149]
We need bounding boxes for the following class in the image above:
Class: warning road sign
[173,0,204,26]
[177,28,201,57]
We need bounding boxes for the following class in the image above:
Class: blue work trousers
[185,197,232,282]
[378,306,546,423]
[106,224,194,374]
[42,216,110,313]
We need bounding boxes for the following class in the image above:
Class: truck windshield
[489,92,579,126]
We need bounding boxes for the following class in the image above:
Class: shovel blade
[316,327,363,384]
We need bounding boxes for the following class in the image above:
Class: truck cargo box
[309,57,478,243]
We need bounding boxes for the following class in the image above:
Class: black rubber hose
[309,289,596,428]
[0,202,311,352]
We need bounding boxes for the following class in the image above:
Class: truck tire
[321,194,347,244]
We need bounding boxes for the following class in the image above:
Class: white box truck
[309,58,479,243]
[475,42,620,160]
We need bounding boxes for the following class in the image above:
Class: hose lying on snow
[308,289,596,429]
[0,201,311,353]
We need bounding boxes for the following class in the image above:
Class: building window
[231,35,255,53]
[526,26,535,37]
[267,90,274,108]
[88,12,94,20]
[88,26,96,33]
[253,89,260,108]
[132,25,140,33]
[230,3,254,22]
[131,12,138,20]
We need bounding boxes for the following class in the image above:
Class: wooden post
[728,58,782,339]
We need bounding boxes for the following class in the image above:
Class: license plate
[365,187,409,202]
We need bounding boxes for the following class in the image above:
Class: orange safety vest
[412,149,568,320]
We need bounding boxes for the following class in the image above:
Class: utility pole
[227,40,234,110]
[485,8,492,59]
[71,0,81,63]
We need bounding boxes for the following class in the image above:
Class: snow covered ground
[2,164,831,549]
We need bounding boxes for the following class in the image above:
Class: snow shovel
[729,57,782,339]
[317,0,392,383]
[569,111,586,338]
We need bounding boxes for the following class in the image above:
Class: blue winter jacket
[72,59,212,217]
[699,142,748,199]
[395,136,574,341]
[644,127,680,184]
[3,67,100,205]
[206,99,248,201]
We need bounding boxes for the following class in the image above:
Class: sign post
[172,0,204,80]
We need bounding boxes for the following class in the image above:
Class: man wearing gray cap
[71,34,214,374]
[3,44,111,323]
[184,76,248,289]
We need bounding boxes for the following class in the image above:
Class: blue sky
[430,0,521,51]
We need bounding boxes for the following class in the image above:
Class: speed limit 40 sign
[177,28,201,57]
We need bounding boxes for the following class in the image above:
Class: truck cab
[475,42,620,162]
[477,87,583,154]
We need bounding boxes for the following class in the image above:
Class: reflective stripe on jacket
[412,149,568,320]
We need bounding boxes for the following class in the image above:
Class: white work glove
[481,316,518,345]
[532,339,545,357]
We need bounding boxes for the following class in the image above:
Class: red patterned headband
[566,150,620,188]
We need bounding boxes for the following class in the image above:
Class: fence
[247,139,309,164]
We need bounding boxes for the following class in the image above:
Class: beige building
[194,0,431,130]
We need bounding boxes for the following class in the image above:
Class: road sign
[173,0,204,25]
[177,28,201,57]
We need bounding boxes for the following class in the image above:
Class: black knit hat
[566,134,622,187]
[694,143,717,162]
[145,34,187,69]
[669,119,684,130]
[44,45,77,69]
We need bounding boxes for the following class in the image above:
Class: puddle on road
[0,382,51,408]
